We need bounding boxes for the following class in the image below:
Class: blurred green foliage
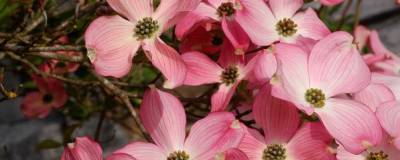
[36,139,62,150]
[0,0,19,29]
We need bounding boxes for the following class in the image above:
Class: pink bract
[355,26,400,76]
[248,36,317,87]
[272,31,382,154]
[376,101,400,150]
[61,137,103,160]
[85,0,201,89]
[40,50,81,75]
[182,43,256,111]
[239,84,336,160]
[320,0,345,6]
[61,136,136,160]
[179,23,224,55]
[21,75,68,118]
[353,73,397,112]
[337,100,400,159]
[216,148,249,160]
[43,36,81,74]
[176,0,253,55]
[336,135,400,160]
[114,87,246,160]
[235,0,330,46]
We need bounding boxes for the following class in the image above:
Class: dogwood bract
[85,0,200,88]
[271,32,382,154]
[238,84,336,160]
[113,87,246,160]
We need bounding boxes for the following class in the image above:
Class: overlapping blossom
[182,43,255,111]
[85,0,200,88]
[113,87,246,160]
[271,32,382,154]
[57,0,400,160]
[235,0,330,46]
[239,84,336,160]
[21,75,68,118]
[337,101,400,159]
[61,137,136,160]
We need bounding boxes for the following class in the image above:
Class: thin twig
[0,83,17,99]
[111,81,147,89]
[337,0,353,30]
[353,0,363,28]
[245,46,269,54]
[20,15,45,36]
[5,51,148,89]
[94,111,106,141]
[1,44,85,52]
[0,33,13,38]
[92,71,150,141]
[25,52,84,62]
[4,51,94,86]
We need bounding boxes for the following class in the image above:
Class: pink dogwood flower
[40,53,80,75]
[176,0,255,55]
[354,73,398,112]
[239,84,336,160]
[235,0,330,46]
[367,30,400,75]
[21,75,68,118]
[370,73,400,99]
[336,136,400,160]
[39,36,80,74]
[272,31,382,154]
[355,26,400,75]
[376,101,400,150]
[61,136,136,160]
[85,0,201,88]
[182,43,255,111]
[249,36,317,86]
[337,100,400,159]
[179,23,224,55]
[114,87,246,160]
[215,148,249,160]
[354,25,371,50]
[247,48,278,86]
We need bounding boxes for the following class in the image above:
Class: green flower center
[221,66,239,85]
[134,17,160,40]
[263,144,287,160]
[275,18,298,37]
[42,94,54,104]
[305,88,326,108]
[167,150,190,160]
[217,2,236,17]
[366,151,389,160]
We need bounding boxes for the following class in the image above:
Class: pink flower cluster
[60,0,400,160]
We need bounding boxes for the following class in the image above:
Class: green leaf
[67,104,90,120]
[36,139,62,150]
[22,81,37,89]
[0,0,19,24]
[63,124,81,144]
[129,64,158,84]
